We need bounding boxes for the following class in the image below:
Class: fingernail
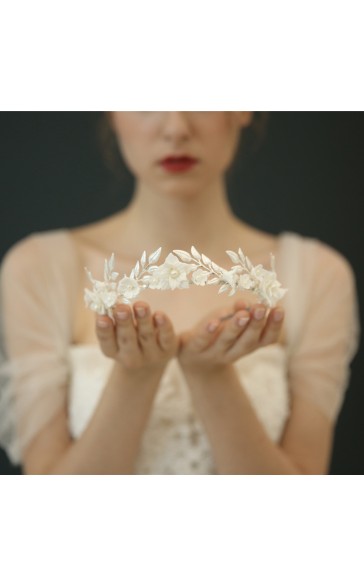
[207,321,218,333]
[254,308,265,320]
[116,311,129,321]
[155,313,165,326]
[136,307,146,318]
[237,316,250,327]
[97,320,109,328]
[273,309,284,322]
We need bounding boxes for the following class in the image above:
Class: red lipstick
[159,155,198,173]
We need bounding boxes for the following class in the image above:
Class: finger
[233,299,251,313]
[133,302,157,356]
[218,303,249,322]
[154,312,176,352]
[182,318,223,353]
[114,304,140,355]
[259,307,284,346]
[213,309,251,352]
[204,305,234,322]
[95,314,118,358]
[225,303,267,359]
[217,299,249,320]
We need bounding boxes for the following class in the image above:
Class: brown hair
[97,112,270,182]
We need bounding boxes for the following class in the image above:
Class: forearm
[182,364,301,474]
[48,364,163,475]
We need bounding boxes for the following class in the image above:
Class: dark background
[0,112,363,474]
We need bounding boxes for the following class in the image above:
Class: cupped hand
[95,301,178,373]
[178,299,284,371]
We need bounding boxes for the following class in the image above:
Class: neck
[115,177,249,261]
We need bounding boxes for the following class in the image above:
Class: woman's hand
[95,301,178,373]
[178,300,284,372]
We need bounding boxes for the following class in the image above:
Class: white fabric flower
[219,267,240,295]
[117,276,141,300]
[149,253,191,290]
[191,268,210,286]
[238,273,255,290]
[249,264,287,307]
[84,263,120,317]
[258,277,287,307]
[219,268,236,287]
[250,264,271,281]
[84,286,118,317]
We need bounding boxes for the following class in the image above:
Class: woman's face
[109,111,253,197]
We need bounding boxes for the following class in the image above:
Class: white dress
[68,344,289,474]
[0,230,360,473]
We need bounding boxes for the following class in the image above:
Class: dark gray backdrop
[0,112,362,474]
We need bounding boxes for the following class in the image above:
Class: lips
[160,155,198,164]
[159,155,199,173]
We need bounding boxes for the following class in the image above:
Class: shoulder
[283,231,355,285]
[284,235,359,358]
[1,230,78,324]
[1,229,70,281]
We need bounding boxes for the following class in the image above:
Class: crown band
[84,246,288,318]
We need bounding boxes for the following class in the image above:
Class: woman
[0,112,360,474]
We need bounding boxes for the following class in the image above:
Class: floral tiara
[84,246,288,318]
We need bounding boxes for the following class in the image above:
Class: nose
[161,111,191,144]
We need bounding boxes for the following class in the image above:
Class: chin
[163,186,204,200]
[160,177,211,200]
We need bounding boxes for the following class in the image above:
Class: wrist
[179,360,233,380]
[109,361,165,388]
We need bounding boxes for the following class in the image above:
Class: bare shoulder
[1,230,70,279]
[302,236,356,285]
[1,233,46,278]
[316,239,354,270]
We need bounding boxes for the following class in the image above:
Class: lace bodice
[68,344,289,474]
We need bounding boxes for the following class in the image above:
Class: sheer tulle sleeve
[287,240,360,422]
[0,232,74,464]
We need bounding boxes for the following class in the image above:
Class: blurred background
[0,112,362,474]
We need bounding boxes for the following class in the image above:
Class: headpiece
[84,246,287,318]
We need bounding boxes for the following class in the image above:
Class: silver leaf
[218,283,230,294]
[191,246,201,260]
[84,268,95,284]
[173,250,192,262]
[238,248,245,262]
[134,260,140,277]
[270,253,276,273]
[108,253,115,272]
[245,257,253,271]
[201,253,211,265]
[141,250,147,267]
[211,261,222,273]
[149,247,162,264]
[226,250,240,264]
